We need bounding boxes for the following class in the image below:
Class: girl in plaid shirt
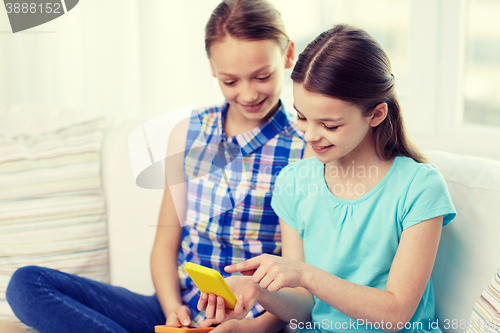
[151,0,311,332]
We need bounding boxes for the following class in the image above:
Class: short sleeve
[402,164,456,230]
[271,164,300,231]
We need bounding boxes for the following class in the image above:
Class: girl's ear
[284,41,295,69]
[369,102,388,127]
[209,59,217,78]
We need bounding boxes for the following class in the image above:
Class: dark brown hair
[292,24,425,163]
[205,0,289,57]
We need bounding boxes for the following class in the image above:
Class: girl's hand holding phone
[225,254,306,293]
[198,276,259,326]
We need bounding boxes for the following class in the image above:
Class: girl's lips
[311,144,334,154]
[240,98,266,112]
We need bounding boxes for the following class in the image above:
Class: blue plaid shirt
[178,101,306,323]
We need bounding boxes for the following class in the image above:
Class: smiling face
[209,36,294,128]
[293,83,387,167]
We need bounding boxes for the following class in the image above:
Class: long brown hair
[292,24,425,163]
[205,0,289,57]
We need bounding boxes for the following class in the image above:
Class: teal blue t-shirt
[270,156,456,333]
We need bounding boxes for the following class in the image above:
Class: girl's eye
[296,114,306,121]
[223,81,236,86]
[324,125,339,131]
[256,74,271,81]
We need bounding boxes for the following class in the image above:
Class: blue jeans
[6,266,166,333]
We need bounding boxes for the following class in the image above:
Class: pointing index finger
[225,256,263,274]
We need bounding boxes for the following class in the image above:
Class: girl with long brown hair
[201,24,456,333]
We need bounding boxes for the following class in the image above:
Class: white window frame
[409,0,500,160]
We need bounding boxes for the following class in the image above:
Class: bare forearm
[151,118,190,318]
[151,231,183,315]
[257,287,313,324]
[301,265,407,328]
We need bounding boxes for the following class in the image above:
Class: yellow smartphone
[184,262,237,309]
[155,325,213,332]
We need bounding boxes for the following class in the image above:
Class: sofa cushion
[0,118,108,325]
[466,268,500,333]
[425,150,500,333]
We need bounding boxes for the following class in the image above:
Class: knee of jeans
[6,266,47,310]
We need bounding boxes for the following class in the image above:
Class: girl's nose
[303,124,321,144]
[239,83,259,104]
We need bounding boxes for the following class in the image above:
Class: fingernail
[183,319,190,325]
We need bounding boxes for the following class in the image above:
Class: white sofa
[0,104,499,333]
